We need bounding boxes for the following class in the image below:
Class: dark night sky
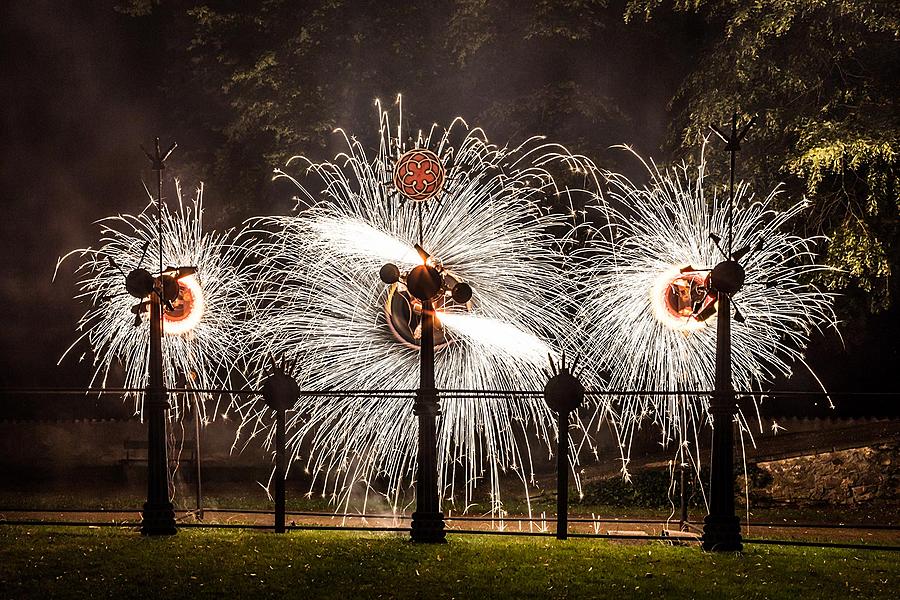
[0,2,896,417]
[1,2,163,389]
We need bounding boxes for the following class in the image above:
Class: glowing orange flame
[163,275,205,335]
[650,267,710,332]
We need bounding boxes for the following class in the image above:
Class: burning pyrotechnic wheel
[383,264,472,350]
[652,268,716,331]
[59,184,252,419]
[162,274,205,336]
[573,145,836,487]
[248,96,591,516]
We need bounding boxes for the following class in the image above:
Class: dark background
[1,1,896,418]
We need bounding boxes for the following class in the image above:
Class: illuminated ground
[0,526,896,599]
[1,484,897,546]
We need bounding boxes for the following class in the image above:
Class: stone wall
[751,443,900,505]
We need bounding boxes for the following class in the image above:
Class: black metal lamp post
[139,138,178,536]
[141,280,177,535]
[380,243,472,543]
[262,361,300,533]
[701,288,743,551]
[405,262,447,543]
[543,356,584,540]
[702,114,753,552]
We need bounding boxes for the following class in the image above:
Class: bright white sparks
[57,115,836,522]
[234,96,596,515]
[310,216,423,267]
[437,312,553,365]
[574,146,837,478]
[56,183,254,420]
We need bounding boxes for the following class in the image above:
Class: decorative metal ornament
[383,266,471,350]
[542,353,585,540]
[543,363,585,414]
[393,149,445,202]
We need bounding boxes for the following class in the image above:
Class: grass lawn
[0,526,896,599]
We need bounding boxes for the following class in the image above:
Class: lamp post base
[141,501,177,536]
[411,511,446,543]
[702,514,742,552]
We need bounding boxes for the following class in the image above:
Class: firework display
[233,97,595,513]
[574,147,837,475]
[57,111,835,523]
[56,183,254,420]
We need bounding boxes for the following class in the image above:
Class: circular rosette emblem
[392,149,445,202]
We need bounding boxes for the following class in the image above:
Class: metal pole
[193,400,203,521]
[679,462,688,530]
[141,293,176,535]
[140,137,178,536]
[701,112,752,552]
[556,410,569,540]
[275,408,286,533]
[156,138,163,276]
[702,293,742,551]
[728,113,736,255]
[410,298,446,543]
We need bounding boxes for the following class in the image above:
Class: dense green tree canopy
[628,0,899,310]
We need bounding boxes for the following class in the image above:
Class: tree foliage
[117,0,659,219]
[119,0,898,310]
[627,0,900,310]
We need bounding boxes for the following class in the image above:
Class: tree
[627,0,900,310]
[116,0,695,218]
[120,0,458,218]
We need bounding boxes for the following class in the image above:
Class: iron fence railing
[0,386,897,551]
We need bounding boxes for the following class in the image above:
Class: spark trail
[56,183,255,420]
[575,146,837,482]
[235,97,597,515]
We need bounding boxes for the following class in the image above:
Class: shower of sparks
[234,96,597,515]
[55,183,255,420]
[574,146,837,480]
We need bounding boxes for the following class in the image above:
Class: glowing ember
[650,267,714,332]
[163,274,205,336]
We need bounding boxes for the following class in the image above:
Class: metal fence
[0,387,898,551]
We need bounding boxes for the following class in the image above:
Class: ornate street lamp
[701,114,755,552]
